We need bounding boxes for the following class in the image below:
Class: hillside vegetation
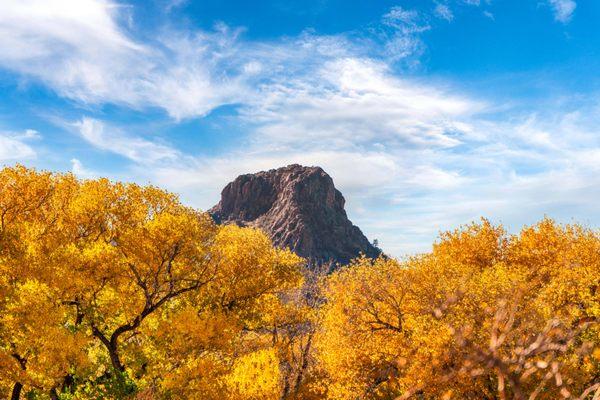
[0,166,598,399]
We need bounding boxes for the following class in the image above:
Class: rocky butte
[209,164,381,268]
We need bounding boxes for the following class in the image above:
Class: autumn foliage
[316,222,599,399]
[0,166,598,399]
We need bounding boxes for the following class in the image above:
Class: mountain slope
[209,164,380,266]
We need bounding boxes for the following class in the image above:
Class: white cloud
[74,118,179,163]
[91,60,481,212]
[377,6,430,63]
[201,90,600,255]
[244,58,482,151]
[548,0,576,23]
[382,6,430,34]
[0,1,430,121]
[0,130,40,161]
[0,0,143,95]
[164,0,188,12]
[434,3,454,21]
[483,11,495,20]
[70,158,97,179]
[0,0,249,120]
[113,57,485,227]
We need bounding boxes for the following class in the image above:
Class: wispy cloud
[74,118,179,163]
[382,6,431,34]
[434,3,454,21]
[244,57,481,150]
[0,1,430,120]
[0,129,40,161]
[548,0,576,23]
[163,0,188,13]
[70,158,97,179]
[483,11,495,20]
[71,55,482,214]
[0,0,249,120]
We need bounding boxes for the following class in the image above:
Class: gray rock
[210,164,381,267]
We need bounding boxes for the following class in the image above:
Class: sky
[1,0,599,256]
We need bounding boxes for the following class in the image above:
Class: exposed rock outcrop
[209,164,381,267]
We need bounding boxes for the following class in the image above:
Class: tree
[140,225,305,399]
[0,166,310,399]
[0,167,89,399]
[315,219,600,399]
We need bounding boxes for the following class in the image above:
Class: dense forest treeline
[0,166,598,399]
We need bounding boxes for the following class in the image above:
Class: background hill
[210,164,381,267]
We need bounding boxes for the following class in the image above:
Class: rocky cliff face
[209,164,381,267]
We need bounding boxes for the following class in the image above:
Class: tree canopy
[0,166,598,399]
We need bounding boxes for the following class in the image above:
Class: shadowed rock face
[209,164,381,266]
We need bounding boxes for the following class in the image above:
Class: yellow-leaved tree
[0,166,308,400]
[139,224,305,399]
[315,219,600,399]
[2,165,598,400]
[0,167,91,400]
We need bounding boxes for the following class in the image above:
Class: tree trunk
[49,388,59,400]
[293,336,313,394]
[108,343,125,372]
[11,382,22,400]
[92,326,125,372]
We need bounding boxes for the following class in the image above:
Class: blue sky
[1,0,599,256]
